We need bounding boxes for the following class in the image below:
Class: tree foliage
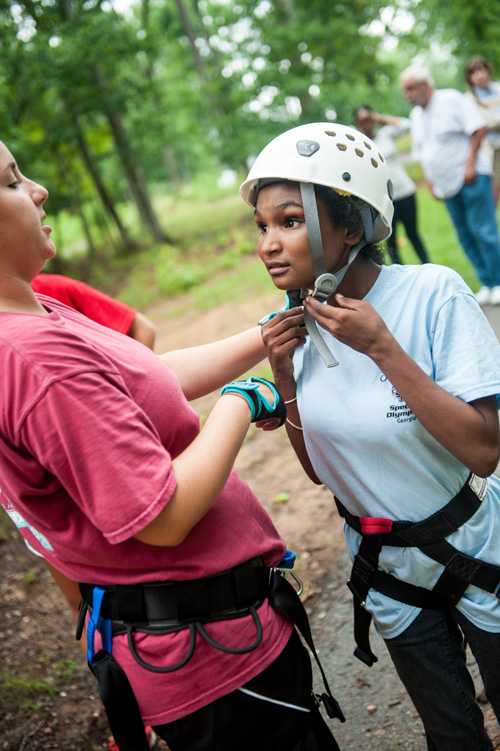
[0,0,498,268]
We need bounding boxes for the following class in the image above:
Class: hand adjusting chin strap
[299,183,373,368]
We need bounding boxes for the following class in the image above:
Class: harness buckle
[468,473,488,501]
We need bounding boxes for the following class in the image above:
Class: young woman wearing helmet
[0,139,342,751]
[241,122,500,751]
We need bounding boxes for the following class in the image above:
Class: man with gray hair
[401,63,500,305]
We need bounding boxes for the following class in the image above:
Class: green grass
[391,190,480,291]
[0,672,57,708]
[22,568,40,586]
[53,659,79,680]
[70,194,259,310]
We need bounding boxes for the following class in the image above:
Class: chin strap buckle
[303,274,339,368]
[311,273,339,301]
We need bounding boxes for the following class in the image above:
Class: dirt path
[1,275,498,750]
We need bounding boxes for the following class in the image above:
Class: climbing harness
[335,473,500,666]
[78,555,344,751]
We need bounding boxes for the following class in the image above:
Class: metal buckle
[312,273,338,301]
[468,474,488,501]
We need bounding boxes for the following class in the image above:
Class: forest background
[1,0,499,307]
[1,2,500,748]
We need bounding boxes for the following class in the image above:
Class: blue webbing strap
[86,586,150,751]
[87,586,112,663]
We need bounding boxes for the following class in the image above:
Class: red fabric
[32,274,135,334]
[360,517,394,535]
[0,296,291,724]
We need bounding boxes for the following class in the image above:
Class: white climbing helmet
[240,122,394,243]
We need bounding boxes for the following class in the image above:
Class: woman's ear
[344,227,364,248]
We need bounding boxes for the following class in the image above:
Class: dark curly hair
[315,184,384,264]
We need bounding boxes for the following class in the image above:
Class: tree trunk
[76,203,98,259]
[94,66,169,244]
[93,205,119,254]
[174,0,206,77]
[141,0,150,30]
[163,146,181,184]
[275,0,294,20]
[72,117,137,252]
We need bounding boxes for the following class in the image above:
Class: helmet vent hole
[336,143,347,151]
[378,153,385,162]
[363,141,372,150]
[325,130,336,137]
[342,172,351,182]
[355,148,364,157]
[371,158,379,168]
[346,133,355,141]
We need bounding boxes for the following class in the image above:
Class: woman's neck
[0,274,48,314]
[334,254,381,300]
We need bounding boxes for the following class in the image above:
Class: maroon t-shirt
[0,295,291,724]
[32,274,135,334]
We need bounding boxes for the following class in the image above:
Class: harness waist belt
[336,474,500,667]
[79,558,345,750]
[336,473,485,547]
[80,557,268,624]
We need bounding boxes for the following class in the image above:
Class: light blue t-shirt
[293,264,500,639]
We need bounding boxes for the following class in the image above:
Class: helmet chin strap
[299,183,374,368]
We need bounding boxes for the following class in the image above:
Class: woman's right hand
[260,307,306,388]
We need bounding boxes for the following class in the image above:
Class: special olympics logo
[392,386,404,402]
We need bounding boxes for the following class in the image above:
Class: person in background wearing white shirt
[355,105,430,265]
[465,56,500,206]
[401,63,500,306]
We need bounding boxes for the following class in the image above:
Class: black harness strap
[89,650,151,751]
[335,480,482,547]
[336,476,500,666]
[79,558,345,746]
[346,537,382,667]
[269,571,345,722]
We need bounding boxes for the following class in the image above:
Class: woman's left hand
[304,293,394,360]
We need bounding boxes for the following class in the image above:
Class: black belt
[79,557,268,625]
[336,475,500,666]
